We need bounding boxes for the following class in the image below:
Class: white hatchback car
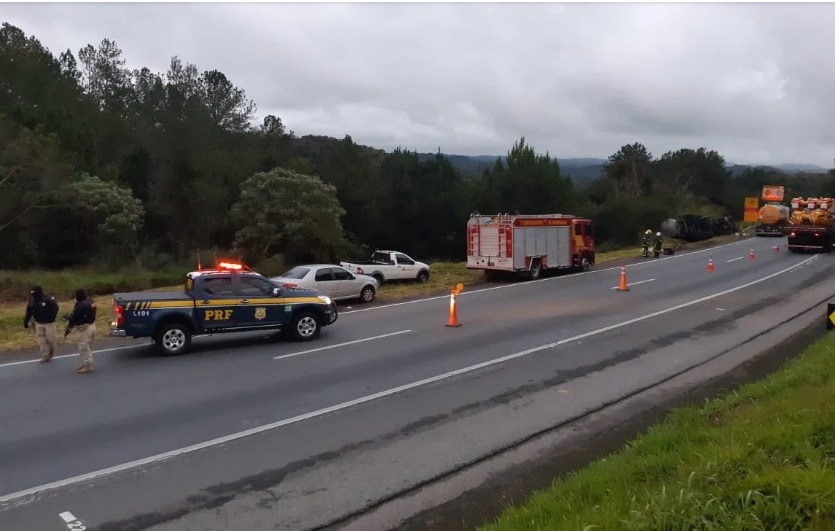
[271,264,379,303]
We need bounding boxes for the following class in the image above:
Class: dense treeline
[1,22,832,272]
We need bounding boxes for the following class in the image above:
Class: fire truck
[466,213,596,280]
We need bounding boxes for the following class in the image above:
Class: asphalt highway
[2,237,834,531]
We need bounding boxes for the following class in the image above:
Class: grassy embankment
[479,330,835,531]
[0,235,743,352]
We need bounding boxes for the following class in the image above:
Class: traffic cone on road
[773,243,780,253]
[616,264,629,291]
[707,257,715,272]
[749,248,756,260]
[445,284,463,327]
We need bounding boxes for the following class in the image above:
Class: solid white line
[727,257,743,262]
[340,238,753,315]
[610,278,656,290]
[0,253,812,506]
[0,238,757,369]
[0,343,150,368]
[273,330,412,360]
[58,511,76,523]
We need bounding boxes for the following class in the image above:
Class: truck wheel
[290,311,321,342]
[372,273,384,285]
[155,322,191,356]
[416,270,429,282]
[360,285,376,303]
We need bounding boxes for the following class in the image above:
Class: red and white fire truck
[466,213,596,280]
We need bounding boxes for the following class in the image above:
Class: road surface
[2,237,834,531]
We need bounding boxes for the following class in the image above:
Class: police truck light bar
[217,260,244,271]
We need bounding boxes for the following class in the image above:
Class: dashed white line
[727,257,743,262]
[0,253,813,506]
[611,278,656,290]
[274,330,412,360]
[0,238,761,369]
[58,511,76,523]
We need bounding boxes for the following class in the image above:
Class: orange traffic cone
[616,264,629,291]
[749,248,756,260]
[446,284,463,327]
[773,243,780,253]
[707,257,715,272]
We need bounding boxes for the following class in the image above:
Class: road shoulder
[332,271,830,531]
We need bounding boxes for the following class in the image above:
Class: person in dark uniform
[68,289,97,374]
[23,285,60,362]
[653,231,664,257]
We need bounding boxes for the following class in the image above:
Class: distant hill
[414,153,607,181]
[290,137,829,185]
[419,154,830,183]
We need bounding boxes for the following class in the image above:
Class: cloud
[2,2,835,166]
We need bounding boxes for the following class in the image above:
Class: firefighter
[642,229,652,257]
[653,231,664,257]
[68,288,97,374]
[23,285,59,362]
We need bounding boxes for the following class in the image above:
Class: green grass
[478,332,835,531]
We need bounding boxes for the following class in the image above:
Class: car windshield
[279,266,310,280]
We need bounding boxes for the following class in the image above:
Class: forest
[1,21,833,275]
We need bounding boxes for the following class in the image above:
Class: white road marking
[716,308,726,311]
[610,278,656,290]
[0,238,763,369]
[273,330,412,360]
[339,238,753,315]
[0,253,813,506]
[58,511,76,523]
[727,257,743,262]
[0,343,151,368]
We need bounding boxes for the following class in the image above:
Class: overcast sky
[3,2,835,167]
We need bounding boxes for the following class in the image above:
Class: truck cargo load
[782,197,835,253]
[466,213,595,280]
[755,203,790,236]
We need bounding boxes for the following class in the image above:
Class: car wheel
[360,285,376,303]
[155,322,191,356]
[290,311,321,341]
[416,270,429,282]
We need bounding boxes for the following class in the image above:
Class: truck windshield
[280,266,311,280]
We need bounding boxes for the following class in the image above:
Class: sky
[3,2,835,167]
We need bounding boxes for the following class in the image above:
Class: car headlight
[318,295,333,305]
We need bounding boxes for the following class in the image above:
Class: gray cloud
[3,2,835,166]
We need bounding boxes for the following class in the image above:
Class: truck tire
[155,322,191,356]
[289,310,321,342]
[416,269,429,282]
[372,273,384,285]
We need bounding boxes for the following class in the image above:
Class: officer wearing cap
[23,285,59,362]
[68,288,97,374]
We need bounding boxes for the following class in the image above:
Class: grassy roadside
[478,332,835,531]
[0,235,744,352]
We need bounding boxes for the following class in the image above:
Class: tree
[199,69,257,133]
[230,167,348,264]
[603,142,654,197]
[67,173,145,263]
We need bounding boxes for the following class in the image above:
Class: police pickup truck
[110,261,338,355]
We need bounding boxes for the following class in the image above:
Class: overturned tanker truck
[660,215,738,242]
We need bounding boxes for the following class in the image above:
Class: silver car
[271,264,379,303]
